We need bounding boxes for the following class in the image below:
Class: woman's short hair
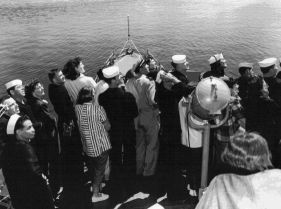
[76,86,93,105]
[221,132,273,172]
[62,57,82,80]
[25,79,41,100]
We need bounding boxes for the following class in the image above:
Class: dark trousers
[58,127,88,209]
[33,136,61,196]
[158,131,187,200]
[108,134,136,205]
[181,146,202,191]
[85,151,108,190]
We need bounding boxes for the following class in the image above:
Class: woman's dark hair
[221,132,273,172]
[14,115,31,135]
[76,86,93,105]
[239,67,251,76]
[210,61,224,77]
[62,57,82,80]
[25,79,41,100]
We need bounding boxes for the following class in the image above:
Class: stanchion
[198,124,210,199]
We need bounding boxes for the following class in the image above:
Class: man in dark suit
[48,69,85,209]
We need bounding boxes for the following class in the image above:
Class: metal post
[199,123,211,199]
[127,15,130,39]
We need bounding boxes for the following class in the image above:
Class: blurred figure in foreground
[196,132,281,209]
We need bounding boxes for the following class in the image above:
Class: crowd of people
[0,52,281,209]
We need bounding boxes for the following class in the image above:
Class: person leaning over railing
[195,132,281,209]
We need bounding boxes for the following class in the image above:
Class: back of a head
[63,57,81,80]
[221,132,273,173]
[76,86,93,105]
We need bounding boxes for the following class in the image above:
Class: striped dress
[75,102,111,157]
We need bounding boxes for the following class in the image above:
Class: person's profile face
[184,61,190,71]
[18,119,35,140]
[261,81,269,97]
[34,83,45,97]
[220,59,227,69]
[3,98,20,115]
[14,84,25,97]
[149,60,157,70]
[232,84,239,97]
[55,71,65,84]
[76,62,85,74]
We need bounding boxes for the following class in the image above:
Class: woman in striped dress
[75,86,111,202]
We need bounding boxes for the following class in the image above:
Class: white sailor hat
[238,62,253,69]
[102,66,120,79]
[5,79,23,90]
[258,58,277,68]
[172,55,187,64]
[6,114,21,135]
[208,53,224,65]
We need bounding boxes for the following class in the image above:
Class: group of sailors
[0,52,281,209]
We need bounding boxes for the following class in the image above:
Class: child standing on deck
[75,86,111,202]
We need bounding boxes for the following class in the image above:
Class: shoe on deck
[92,193,109,203]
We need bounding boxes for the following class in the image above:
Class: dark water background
[1,0,281,95]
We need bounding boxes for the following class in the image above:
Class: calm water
[1,0,281,95]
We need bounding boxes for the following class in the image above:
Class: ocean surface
[1,0,281,95]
